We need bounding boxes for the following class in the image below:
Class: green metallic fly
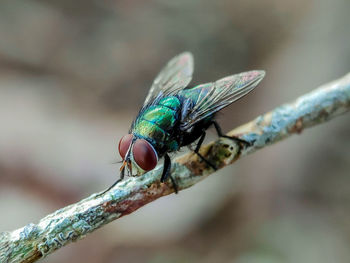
[104,52,265,194]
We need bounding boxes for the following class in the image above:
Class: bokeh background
[1,0,350,262]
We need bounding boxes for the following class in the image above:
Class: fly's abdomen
[133,96,181,148]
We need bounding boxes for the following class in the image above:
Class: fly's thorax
[158,96,181,109]
[132,96,182,150]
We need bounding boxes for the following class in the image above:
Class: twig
[1,73,350,263]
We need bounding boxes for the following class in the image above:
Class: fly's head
[118,134,158,176]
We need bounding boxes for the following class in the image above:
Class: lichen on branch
[1,73,350,263]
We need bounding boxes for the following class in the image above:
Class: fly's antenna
[111,160,123,164]
[123,135,136,176]
[99,135,137,196]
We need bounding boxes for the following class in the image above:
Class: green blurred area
[0,0,350,262]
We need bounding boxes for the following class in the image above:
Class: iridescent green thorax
[132,96,181,151]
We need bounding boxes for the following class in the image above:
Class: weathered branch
[1,73,350,263]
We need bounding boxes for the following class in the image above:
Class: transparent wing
[143,52,194,106]
[180,70,265,130]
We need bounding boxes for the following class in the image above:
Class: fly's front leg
[161,153,178,194]
[98,167,125,196]
[193,130,217,170]
[211,120,252,146]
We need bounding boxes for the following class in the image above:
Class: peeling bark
[1,73,350,263]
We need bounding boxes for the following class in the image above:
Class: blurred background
[0,0,350,262]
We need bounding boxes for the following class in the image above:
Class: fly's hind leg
[160,153,178,194]
[193,130,217,170]
[211,120,252,146]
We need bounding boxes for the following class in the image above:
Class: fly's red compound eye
[133,139,158,171]
[118,134,133,159]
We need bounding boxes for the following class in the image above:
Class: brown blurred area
[1,0,350,262]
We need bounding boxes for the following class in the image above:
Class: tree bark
[1,73,350,263]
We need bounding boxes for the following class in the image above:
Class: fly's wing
[142,52,194,106]
[180,70,265,130]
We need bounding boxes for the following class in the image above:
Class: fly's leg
[193,130,217,170]
[160,153,171,182]
[160,153,178,194]
[97,167,125,196]
[211,120,252,146]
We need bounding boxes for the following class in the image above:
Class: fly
[102,52,265,194]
